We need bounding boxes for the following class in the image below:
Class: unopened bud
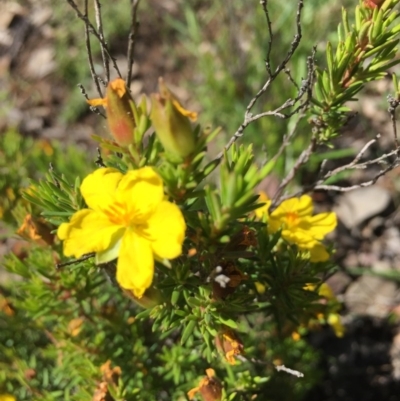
[363,0,385,8]
[88,79,136,147]
[150,78,197,161]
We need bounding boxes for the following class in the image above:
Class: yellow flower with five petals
[58,167,186,298]
[258,193,337,262]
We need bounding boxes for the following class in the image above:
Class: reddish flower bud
[363,0,385,8]
[88,79,136,147]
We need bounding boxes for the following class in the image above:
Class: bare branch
[284,68,300,91]
[388,94,400,149]
[313,161,400,192]
[56,253,94,269]
[272,134,317,208]
[214,0,306,162]
[94,0,110,83]
[95,147,106,167]
[260,0,273,76]
[84,0,103,97]
[270,113,305,163]
[276,136,400,203]
[77,83,106,118]
[322,135,380,179]
[275,364,304,378]
[66,0,122,80]
[127,0,141,88]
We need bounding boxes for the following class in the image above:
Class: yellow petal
[309,243,330,262]
[117,167,164,220]
[300,212,337,240]
[296,195,314,216]
[116,229,154,298]
[57,209,125,258]
[255,192,271,219]
[80,168,123,212]
[145,201,186,260]
[87,97,107,107]
[272,195,313,219]
[172,99,198,122]
[0,395,16,401]
[327,313,345,337]
[268,216,283,233]
[281,229,318,248]
[318,283,335,300]
[109,78,127,98]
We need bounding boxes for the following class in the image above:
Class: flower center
[285,211,299,227]
[104,201,136,227]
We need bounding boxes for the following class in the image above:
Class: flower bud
[88,79,136,147]
[150,78,197,161]
[363,0,385,8]
[215,328,244,364]
[187,368,222,401]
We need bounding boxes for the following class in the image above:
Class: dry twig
[94,0,110,83]
[215,0,308,162]
[127,0,141,88]
[65,0,122,81]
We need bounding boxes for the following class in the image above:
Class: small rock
[345,275,398,318]
[25,46,56,79]
[390,330,400,380]
[30,7,52,28]
[0,2,26,30]
[325,271,352,294]
[384,227,400,258]
[372,260,391,274]
[334,186,392,229]
[130,79,143,99]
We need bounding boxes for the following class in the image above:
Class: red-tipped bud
[88,79,136,147]
[363,0,385,8]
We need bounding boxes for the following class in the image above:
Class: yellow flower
[264,194,337,262]
[305,282,346,338]
[58,167,186,298]
[255,191,271,219]
[0,395,16,401]
[327,313,345,337]
[318,282,335,300]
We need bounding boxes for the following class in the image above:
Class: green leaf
[218,316,238,329]
[180,319,197,345]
